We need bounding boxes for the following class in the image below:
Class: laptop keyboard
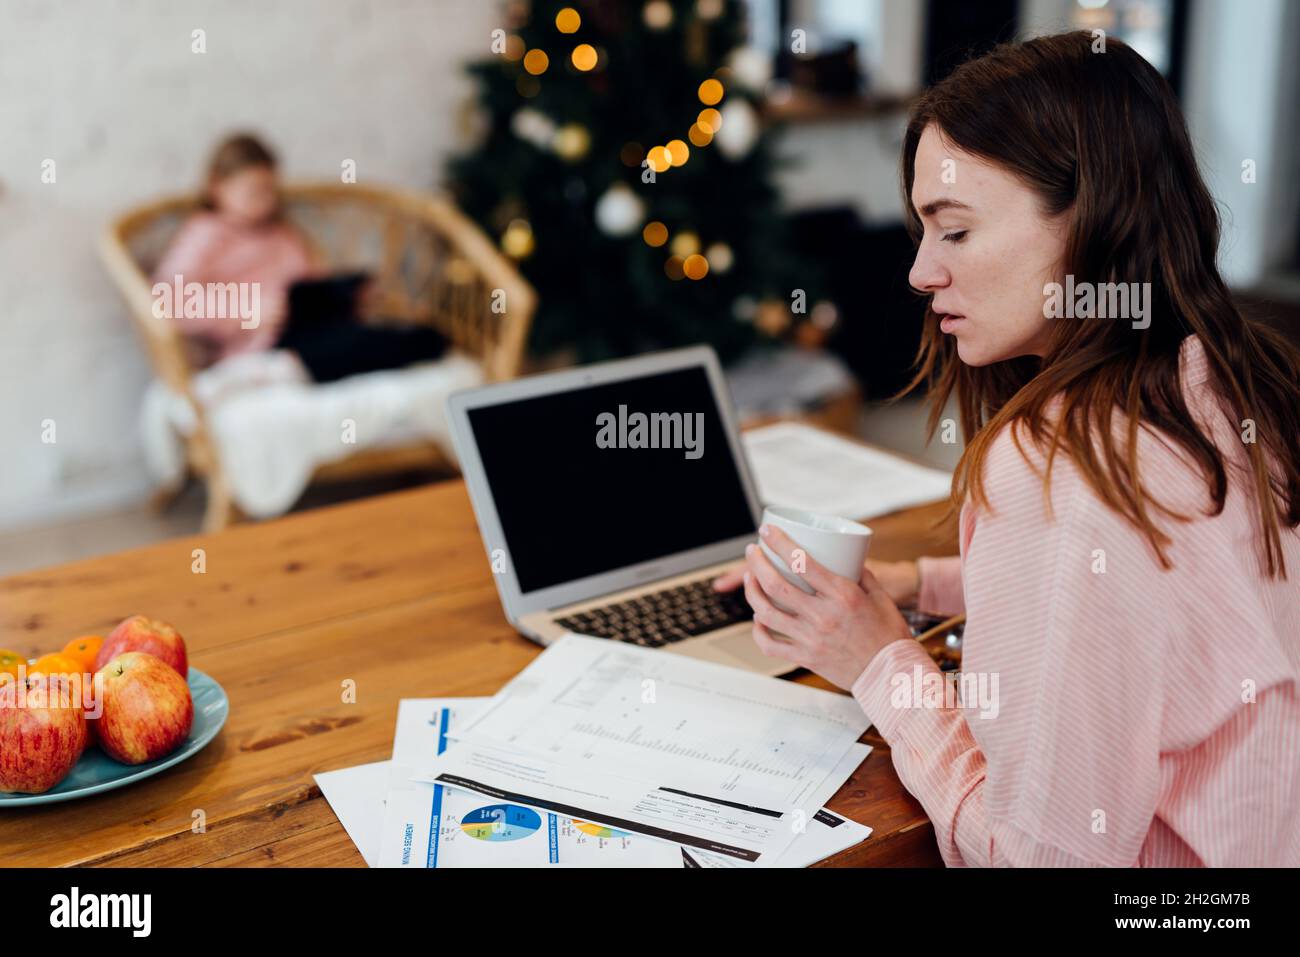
[555,579,753,648]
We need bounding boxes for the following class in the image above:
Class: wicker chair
[100,182,536,532]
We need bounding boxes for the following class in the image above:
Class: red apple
[95,616,188,678]
[0,675,89,793]
[96,652,193,765]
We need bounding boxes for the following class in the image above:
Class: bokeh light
[620,142,646,167]
[670,231,700,257]
[571,43,598,71]
[523,49,550,75]
[642,221,669,247]
[646,146,672,173]
[688,124,713,147]
[502,35,526,61]
[698,78,724,105]
[683,254,709,280]
[555,7,581,33]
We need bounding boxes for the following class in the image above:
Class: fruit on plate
[95,652,194,765]
[0,650,23,682]
[0,676,90,793]
[61,635,104,674]
[30,652,84,678]
[95,616,188,678]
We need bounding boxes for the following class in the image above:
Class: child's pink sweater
[152,211,315,359]
[852,336,1300,865]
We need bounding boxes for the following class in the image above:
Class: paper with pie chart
[376,698,682,868]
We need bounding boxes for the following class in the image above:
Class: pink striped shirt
[153,211,316,360]
[852,336,1300,866]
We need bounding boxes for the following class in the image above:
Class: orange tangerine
[30,652,83,677]
[61,635,104,673]
[0,649,24,680]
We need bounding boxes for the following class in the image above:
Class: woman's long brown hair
[900,32,1300,577]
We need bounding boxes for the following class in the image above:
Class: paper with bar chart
[420,634,872,863]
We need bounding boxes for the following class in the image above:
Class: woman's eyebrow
[917,198,972,217]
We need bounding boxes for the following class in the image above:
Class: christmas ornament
[670,231,700,257]
[715,99,758,159]
[594,183,645,236]
[705,242,733,272]
[501,218,535,259]
[511,108,556,148]
[552,123,591,161]
[755,299,791,336]
[728,46,773,92]
[643,0,673,30]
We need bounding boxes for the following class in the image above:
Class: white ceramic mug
[757,505,872,604]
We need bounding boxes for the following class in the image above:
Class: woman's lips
[939,314,966,333]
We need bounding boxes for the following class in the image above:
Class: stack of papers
[742,422,953,520]
[316,634,875,867]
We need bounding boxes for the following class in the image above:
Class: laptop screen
[466,366,757,594]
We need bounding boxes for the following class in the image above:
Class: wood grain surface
[0,480,957,867]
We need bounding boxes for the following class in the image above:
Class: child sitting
[154,133,445,381]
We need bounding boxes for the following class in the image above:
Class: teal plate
[0,668,228,806]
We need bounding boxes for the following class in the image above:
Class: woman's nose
[908,244,950,294]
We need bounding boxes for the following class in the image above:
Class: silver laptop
[445,345,793,676]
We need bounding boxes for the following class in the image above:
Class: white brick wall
[0,0,496,530]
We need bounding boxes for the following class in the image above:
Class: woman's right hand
[714,557,921,607]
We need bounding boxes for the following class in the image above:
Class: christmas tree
[448,0,816,363]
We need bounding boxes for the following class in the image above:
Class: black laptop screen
[466,366,757,594]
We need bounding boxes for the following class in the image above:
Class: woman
[718,32,1300,865]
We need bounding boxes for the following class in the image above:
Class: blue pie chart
[460,803,543,841]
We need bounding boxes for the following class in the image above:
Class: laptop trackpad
[710,628,798,675]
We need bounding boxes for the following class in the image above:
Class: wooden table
[0,480,956,867]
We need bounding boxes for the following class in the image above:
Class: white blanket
[140,349,483,518]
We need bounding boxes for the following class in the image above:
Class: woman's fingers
[742,568,802,637]
[745,543,817,616]
[712,566,745,592]
[757,523,840,594]
[750,617,804,667]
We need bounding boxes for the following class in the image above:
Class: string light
[697,108,722,133]
[523,49,549,75]
[502,219,535,258]
[555,7,581,33]
[666,139,690,166]
[705,242,733,272]
[698,78,724,105]
[688,124,712,147]
[571,43,598,71]
[670,231,700,257]
[644,0,674,30]
[620,142,645,167]
[684,254,709,280]
[642,221,669,247]
[553,124,591,160]
[664,255,686,280]
[502,35,526,61]
[646,146,671,173]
